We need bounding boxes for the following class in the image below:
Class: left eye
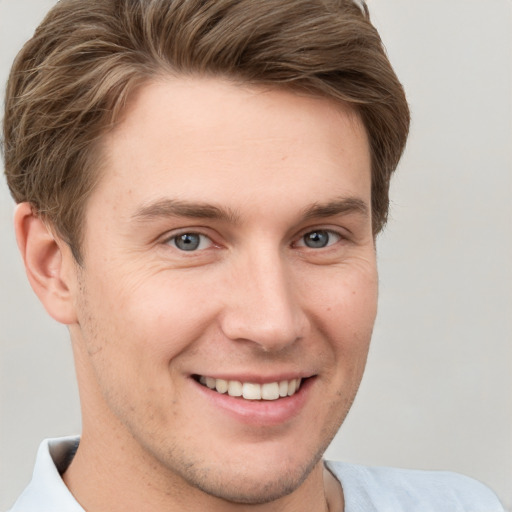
[167,233,213,251]
[297,230,341,249]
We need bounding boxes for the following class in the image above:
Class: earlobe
[14,202,78,325]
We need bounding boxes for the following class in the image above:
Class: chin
[188,458,318,505]
[171,441,327,506]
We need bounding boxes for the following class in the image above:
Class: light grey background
[1,0,511,510]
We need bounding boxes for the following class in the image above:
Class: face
[68,77,377,505]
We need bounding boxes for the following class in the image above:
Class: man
[2,0,505,511]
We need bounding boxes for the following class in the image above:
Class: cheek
[73,274,201,423]
[307,261,378,345]
[84,269,219,364]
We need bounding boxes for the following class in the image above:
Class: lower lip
[192,377,314,426]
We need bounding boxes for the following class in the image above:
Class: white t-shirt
[8,437,505,512]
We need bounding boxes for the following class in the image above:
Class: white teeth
[261,382,280,400]
[198,376,303,400]
[215,379,228,394]
[228,380,243,397]
[242,382,261,400]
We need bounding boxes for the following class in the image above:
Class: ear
[14,202,78,325]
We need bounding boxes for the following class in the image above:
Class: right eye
[166,232,213,252]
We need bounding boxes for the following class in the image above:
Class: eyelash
[294,229,343,249]
[163,227,345,253]
[164,232,214,252]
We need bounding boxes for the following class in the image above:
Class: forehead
[89,76,371,223]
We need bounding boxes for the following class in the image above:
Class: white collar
[8,437,83,512]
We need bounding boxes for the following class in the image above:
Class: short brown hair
[3,0,409,263]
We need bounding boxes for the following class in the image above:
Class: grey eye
[173,233,202,251]
[302,230,337,249]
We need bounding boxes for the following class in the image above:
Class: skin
[16,77,377,512]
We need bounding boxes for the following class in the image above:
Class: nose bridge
[220,244,307,350]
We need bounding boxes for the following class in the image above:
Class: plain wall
[1,0,511,510]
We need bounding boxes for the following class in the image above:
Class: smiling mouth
[194,375,303,400]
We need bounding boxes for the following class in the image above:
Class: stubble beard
[126,392,353,507]
[144,437,329,506]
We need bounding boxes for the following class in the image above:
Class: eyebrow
[302,197,369,220]
[131,196,369,224]
[132,199,240,223]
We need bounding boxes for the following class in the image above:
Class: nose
[219,248,309,351]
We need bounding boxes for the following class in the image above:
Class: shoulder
[325,460,505,512]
